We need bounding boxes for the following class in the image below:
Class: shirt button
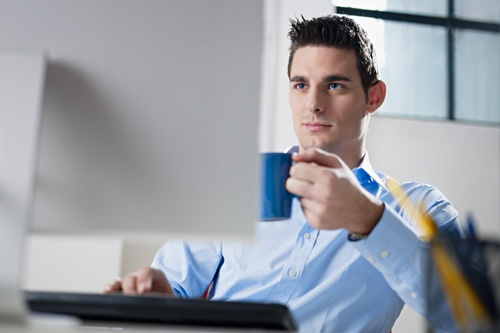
[289,269,297,277]
[380,250,389,258]
[410,292,418,299]
[367,256,375,263]
[304,233,310,239]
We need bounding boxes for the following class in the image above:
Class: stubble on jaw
[297,124,368,165]
[299,140,341,154]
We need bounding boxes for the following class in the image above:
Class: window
[333,0,500,124]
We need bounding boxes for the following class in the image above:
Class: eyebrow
[290,75,306,82]
[324,75,352,83]
[289,75,353,83]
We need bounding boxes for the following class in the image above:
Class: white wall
[23,235,122,293]
[367,117,500,237]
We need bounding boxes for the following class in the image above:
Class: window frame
[335,1,500,122]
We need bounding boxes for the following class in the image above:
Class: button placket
[271,226,317,303]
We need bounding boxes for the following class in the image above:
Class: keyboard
[25,291,298,331]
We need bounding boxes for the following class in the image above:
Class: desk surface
[2,315,287,333]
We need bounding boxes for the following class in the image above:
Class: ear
[366,80,386,114]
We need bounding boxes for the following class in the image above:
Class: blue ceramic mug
[259,152,293,221]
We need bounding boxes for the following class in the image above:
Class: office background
[0,0,497,331]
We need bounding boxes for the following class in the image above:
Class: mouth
[304,122,332,132]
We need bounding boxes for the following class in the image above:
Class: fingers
[291,148,345,169]
[289,161,317,183]
[121,266,156,294]
[121,272,140,294]
[136,265,154,293]
[286,161,314,198]
[287,161,339,199]
[103,277,123,294]
[104,266,175,296]
[297,197,324,228]
[103,266,156,295]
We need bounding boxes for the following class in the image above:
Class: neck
[299,142,365,170]
[335,146,365,170]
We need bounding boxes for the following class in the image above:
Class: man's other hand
[103,266,175,295]
[286,148,384,235]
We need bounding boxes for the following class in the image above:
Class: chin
[302,141,339,154]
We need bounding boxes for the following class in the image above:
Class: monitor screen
[0,52,46,321]
[1,0,264,242]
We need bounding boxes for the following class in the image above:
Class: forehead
[290,46,360,81]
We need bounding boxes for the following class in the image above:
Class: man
[105,15,463,332]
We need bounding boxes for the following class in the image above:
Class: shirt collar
[355,152,387,190]
[285,145,387,191]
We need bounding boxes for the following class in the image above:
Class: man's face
[289,46,371,155]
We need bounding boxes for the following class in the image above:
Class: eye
[295,83,307,90]
[329,83,341,90]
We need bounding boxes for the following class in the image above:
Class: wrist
[348,200,384,239]
[347,231,370,241]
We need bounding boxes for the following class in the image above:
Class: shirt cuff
[350,204,423,275]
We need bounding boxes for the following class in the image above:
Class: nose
[306,88,325,113]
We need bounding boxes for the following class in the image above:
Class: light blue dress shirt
[151,151,463,332]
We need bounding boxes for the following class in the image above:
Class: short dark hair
[287,15,380,94]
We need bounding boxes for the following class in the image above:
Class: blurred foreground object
[388,180,499,332]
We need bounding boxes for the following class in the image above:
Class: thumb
[292,148,345,169]
[136,266,154,293]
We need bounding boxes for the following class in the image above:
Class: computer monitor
[0,52,46,321]
[1,0,265,242]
